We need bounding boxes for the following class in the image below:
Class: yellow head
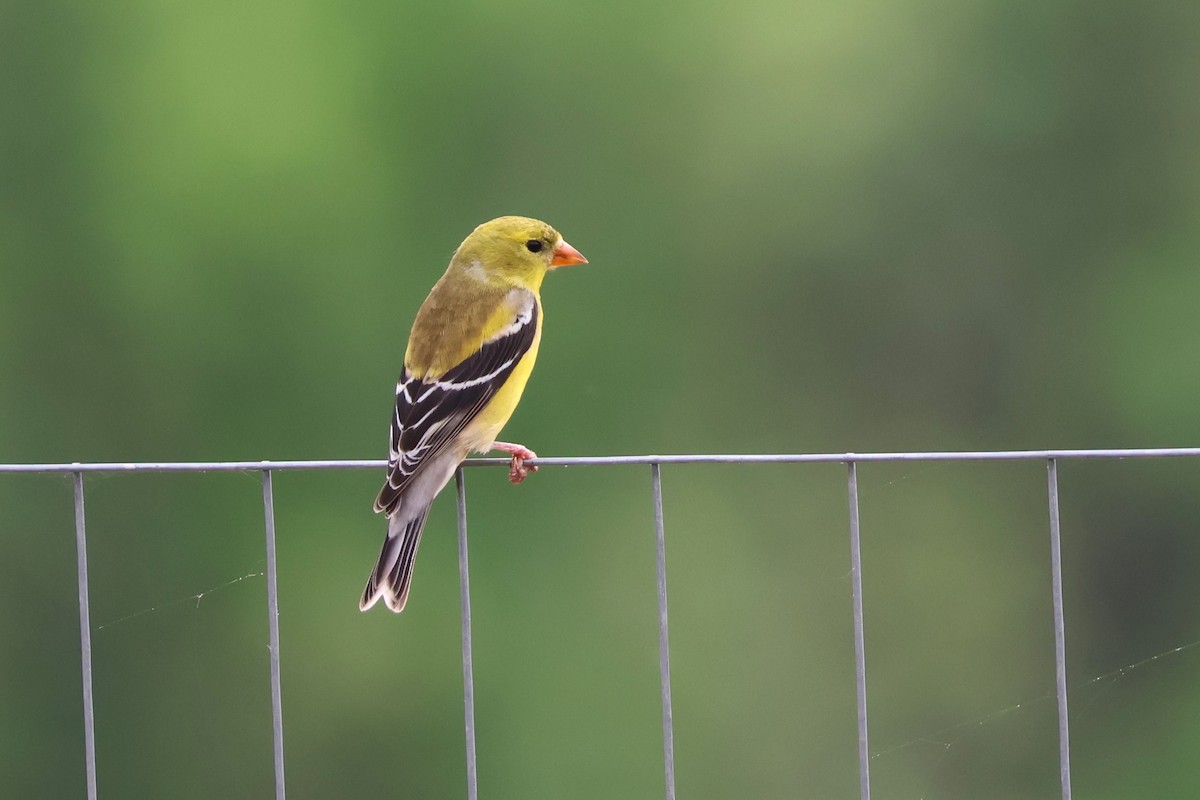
[450,216,587,290]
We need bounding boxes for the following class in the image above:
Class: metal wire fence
[7,447,1200,800]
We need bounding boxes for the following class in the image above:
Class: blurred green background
[3,0,1200,797]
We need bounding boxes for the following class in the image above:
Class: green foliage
[3,0,1200,797]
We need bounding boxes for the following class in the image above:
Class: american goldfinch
[360,216,588,613]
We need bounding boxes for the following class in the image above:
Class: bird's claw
[494,441,538,485]
[508,456,538,485]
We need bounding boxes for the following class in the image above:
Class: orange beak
[550,238,588,268]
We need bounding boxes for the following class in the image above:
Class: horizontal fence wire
[6,446,1200,474]
[11,447,1200,799]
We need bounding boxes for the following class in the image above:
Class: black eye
[525,239,543,253]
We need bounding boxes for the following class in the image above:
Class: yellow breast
[459,305,543,454]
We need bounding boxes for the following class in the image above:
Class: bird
[359,216,588,613]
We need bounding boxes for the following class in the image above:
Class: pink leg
[492,441,538,485]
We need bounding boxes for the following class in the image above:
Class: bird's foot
[492,441,538,485]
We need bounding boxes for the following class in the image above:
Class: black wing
[374,297,538,514]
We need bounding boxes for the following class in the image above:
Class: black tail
[359,506,432,613]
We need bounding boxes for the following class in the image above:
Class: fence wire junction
[8,447,1200,800]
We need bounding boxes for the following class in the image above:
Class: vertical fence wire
[455,468,479,800]
[845,461,871,800]
[261,470,287,800]
[72,472,98,800]
[1046,459,1073,800]
[650,463,677,800]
